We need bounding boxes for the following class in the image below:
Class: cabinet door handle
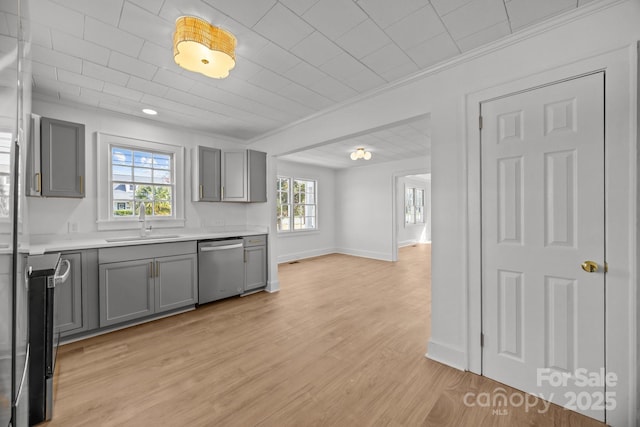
[35,172,41,193]
[149,262,153,278]
[155,261,159,278]
[199,185,203,200]
[221,186,224,200]
[79,175,84,194]
[244,251,247,263]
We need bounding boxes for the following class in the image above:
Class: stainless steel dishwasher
[198,239,245,304]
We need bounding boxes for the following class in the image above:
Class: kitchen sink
[105,234,181,243]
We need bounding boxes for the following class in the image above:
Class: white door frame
[391,169,430,262]
[465,45,637,426]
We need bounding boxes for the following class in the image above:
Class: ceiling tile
[109,51,157,80]
[441,0,508,40]
[251,42,301,74]
[33,74,81,96]
[457,21,511,51]
[361,42,413,75]
[127,75,168,97]
[152,68,195,92]
[127,0,163,15]
[50,0,124,26]
[284,61,327,87]
[31,44,83,73]
[337,19,391,59]
[201,0,277,28]
[84,17,144,58]
[307,76,358,102]
[303,0,369,39]
[51,30,110,65]
[103,82,144,101]
[384,5,446,50]
[278,83,333,110]
[290,31,343,67]
[405,32,459,68]
[31,0,84,37]
[342,68,386,92]
[505,0,576,30]
[253,3,314,50]
[378,60,419,82]
[57,69,104,91]
[320,51,369,81]
[138,41,177,70]
[82,61,130,86]
[356,0,429,28]
[278,0,321,16]
[248,68,291,92]
[118,2,173,43]
[430,0,473,16]
[31,61,57,80]
[31,25,52,48]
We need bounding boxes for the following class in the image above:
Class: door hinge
[480,332,484,347]
[479,115,483,130]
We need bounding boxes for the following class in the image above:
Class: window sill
[277,230,320,237]
[96,218,186,231]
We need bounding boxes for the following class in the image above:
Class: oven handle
[200,243,243,252]
[54,259,71,286]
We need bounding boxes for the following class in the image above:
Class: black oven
[27,253,70,425]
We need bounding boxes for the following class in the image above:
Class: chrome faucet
[139,202,152,237]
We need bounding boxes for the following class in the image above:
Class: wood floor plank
[43,245,603,426]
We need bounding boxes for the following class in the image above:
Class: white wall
[397,175,431,247]
[29,99,249,236]
[335,157,429,261]
[249,2,639,424]
[276,160,336,263]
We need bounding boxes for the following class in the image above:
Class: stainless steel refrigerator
[1,0,32,425]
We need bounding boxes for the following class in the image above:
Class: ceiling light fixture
[173,16,236,79]
[142,108,158,115]
[350,147,372,161]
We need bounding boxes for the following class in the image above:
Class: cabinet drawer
[99,241,196,264]
[243,235,266,247]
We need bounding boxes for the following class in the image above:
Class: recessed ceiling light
[142,108,158,115]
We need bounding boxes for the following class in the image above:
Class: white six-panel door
[481,72,605,421]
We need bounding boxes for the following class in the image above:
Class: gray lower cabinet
[99,259,155,327]
[244,235,267,291]
[55,252,86,335]
[156,254,198,312]
[98,242,197,328]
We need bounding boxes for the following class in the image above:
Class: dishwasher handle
[200,243,244,252]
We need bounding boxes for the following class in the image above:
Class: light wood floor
[45,245,603,426]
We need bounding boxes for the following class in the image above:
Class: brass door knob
[581,261,599,273]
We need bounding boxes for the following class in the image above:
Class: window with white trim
[97,133,185,230]
[405,187,425,224]
[110,146,174,217]
[277,176,317,232]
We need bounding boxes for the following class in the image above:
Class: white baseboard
[266,280,280,293]
[277,247,337,264]
[398,240,417,248]
[426,339,466,371]
[335,247,393,262]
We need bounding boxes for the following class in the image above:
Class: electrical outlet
[68,222,79,233]
[212,219,224,226]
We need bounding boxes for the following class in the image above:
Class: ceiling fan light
[350,147,372,161]
[364,151,372,160]
[174,16,236,79]
[350,151,358,160]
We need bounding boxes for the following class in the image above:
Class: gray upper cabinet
[193,146,266,203]
[192,146,221,202]
[40,116,85,198]
[54,252,86,336]
[221,149,247,202]
[247,150,267,202]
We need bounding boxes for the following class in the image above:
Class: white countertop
[28,227,269,255]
